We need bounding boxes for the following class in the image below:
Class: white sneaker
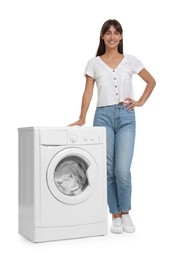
[121,214,135,233]
[110,217,123,234]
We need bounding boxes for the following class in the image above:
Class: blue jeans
[93,104,136,214]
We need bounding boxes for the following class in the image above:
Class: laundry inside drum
[54,156,89,196]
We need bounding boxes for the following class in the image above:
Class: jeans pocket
[123,105,135,113]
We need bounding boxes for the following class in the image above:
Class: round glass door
[47,147,98,205]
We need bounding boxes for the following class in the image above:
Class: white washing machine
[18,127,107,242]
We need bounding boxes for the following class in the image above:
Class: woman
[70,19,156,234]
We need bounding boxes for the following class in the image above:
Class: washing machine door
[47,147,98,205]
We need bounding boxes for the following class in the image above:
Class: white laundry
[54,160,88,196]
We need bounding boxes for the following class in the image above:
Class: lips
[109,41,116,44]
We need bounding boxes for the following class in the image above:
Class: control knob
[70,135,78,143]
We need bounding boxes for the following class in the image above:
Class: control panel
[68,128,103,144]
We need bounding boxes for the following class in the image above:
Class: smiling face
[102,25,123,50]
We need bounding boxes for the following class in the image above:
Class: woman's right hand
[68,118,86,127]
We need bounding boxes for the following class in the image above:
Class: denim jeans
[93,104,136,214]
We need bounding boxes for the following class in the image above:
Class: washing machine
[18,127,107,242]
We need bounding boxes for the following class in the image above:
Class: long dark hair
[96,19,123,56]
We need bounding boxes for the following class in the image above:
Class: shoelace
[122,215,133,226]
[113,218,122,227]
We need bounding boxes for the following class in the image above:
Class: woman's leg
[114,108,136,213]
[93,107,120,214]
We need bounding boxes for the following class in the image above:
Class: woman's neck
[104,49,121,59]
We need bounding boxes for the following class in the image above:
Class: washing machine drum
[54,156,88,196]
[47,148,98,205]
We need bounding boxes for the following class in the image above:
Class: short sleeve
[84,60,95,79]
[132,56,144,74]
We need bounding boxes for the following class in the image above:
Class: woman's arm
[124,68,156,110]
[69,76,95,126]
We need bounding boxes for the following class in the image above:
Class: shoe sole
[110,229,123,234]
[123,227,135,233]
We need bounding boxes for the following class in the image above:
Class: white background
[0,0,168,259]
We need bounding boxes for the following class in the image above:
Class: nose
[110,34,115,40]
[110,32,115,39]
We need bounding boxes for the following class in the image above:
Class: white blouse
[85,54,144,107]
